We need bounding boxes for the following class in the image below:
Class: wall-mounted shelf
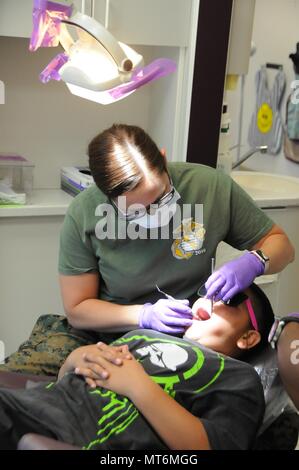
[0,189,73,218]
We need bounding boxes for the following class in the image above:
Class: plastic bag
[248,345,289,434]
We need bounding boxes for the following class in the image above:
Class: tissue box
[0,154,35,206]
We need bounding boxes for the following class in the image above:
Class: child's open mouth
[194,307,211,321]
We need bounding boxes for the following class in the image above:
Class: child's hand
[92,356,150,398]
[68,342,132,388]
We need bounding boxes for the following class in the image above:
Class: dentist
[1,123,294,377]
[59,124,294,337]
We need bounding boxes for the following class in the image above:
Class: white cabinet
[0,0,33,38]
[0,191,72,356]
[0,0,89,38]
[0,1,198,161]
[94,0,193,46]
[0,0,193,46]
[0,214,65,356]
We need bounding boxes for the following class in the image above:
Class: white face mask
[129,188,181,229]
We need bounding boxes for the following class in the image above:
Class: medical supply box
[61,166,94,197]
[0,154,35,206]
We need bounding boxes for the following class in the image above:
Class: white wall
[147,47,181,160]
[0,37,157,189]
[226,0,299,177]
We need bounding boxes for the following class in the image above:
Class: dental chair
[249,345,299,449]
[0,346,298,451]
[0,370,80,450]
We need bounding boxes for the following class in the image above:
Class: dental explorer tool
[156,284,176,301]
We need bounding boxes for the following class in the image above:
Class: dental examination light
[29,0,176,105]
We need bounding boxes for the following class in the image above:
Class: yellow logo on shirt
[257,102,273,134]
[172,218,206,260]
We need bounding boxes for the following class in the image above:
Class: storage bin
[0,154,34,205]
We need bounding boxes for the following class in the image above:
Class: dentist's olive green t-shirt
[58,163,274,305]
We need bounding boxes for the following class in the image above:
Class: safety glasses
[196,284,259,331]
[110,174,175,221]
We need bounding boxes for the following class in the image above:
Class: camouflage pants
[0,314,120,378]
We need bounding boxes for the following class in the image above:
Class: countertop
[0,189,73,218]
[2,170,299,218]
[231,171,299,208]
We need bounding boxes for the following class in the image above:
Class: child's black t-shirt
[0,329,265,450]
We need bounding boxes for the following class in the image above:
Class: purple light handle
[39,52,69,83]
[110,58,177,99]
[29,0,73,52]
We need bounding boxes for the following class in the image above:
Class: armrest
[0,372,79,450]
[18,433,80,450]
[0,371,55,389]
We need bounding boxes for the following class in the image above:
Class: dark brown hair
[88,124,167,198]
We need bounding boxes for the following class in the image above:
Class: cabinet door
[0,0,33,38]
[0,1,193,45]
[94,0,193,46]
[0,216,65,356]
[73,0,93,16]
[0,0,87,38]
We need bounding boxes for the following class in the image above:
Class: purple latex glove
[29,0,73,52]
[205,252,265,303]
[139,299,193,334]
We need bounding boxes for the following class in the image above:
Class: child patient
[0,283,274,451]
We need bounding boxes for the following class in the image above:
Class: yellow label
[257,103,273,134]
[171,219,206,260]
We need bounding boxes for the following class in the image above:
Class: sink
[231,171,299,207]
